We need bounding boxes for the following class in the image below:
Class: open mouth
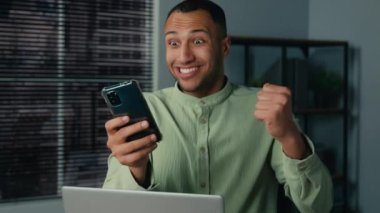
[179,66,199,74]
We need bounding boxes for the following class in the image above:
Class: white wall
[309,0,380,212]
[219,0,308,38]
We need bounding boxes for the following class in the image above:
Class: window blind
[0,0,153,202]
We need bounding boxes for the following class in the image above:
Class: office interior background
[0,0,379,212]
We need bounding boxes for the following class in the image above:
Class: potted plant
[308,67,343,108]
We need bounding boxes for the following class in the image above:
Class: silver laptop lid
[62,186,224,213]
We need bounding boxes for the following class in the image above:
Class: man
[103,0,333,212]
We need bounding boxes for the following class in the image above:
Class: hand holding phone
[102,80,160,185]
[101,80,162,142]
[104,115,157,185]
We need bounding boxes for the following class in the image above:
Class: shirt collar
[171,78,233,107]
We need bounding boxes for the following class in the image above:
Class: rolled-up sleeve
[271,136,334,213]
[102,155,147,190]
[103,155,158,191]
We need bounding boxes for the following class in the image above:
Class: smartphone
[101,80,162,142]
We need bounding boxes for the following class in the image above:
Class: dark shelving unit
[230,36,349,212]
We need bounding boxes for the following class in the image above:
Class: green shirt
[103,81,333,213]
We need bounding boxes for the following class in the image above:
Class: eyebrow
[165,28,210,36]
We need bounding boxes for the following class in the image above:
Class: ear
[222,36,231,56]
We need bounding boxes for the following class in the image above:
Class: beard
[171,46,226,97]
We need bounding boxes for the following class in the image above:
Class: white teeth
[179,67,197,74]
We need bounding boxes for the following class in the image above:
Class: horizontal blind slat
[0,0,153,202]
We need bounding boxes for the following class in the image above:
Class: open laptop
[62,186,224,213]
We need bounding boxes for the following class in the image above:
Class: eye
[167,40,179,47]
[194,39,204,45]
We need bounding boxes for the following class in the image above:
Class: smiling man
[164,8,228,98]
[103,1,333,212]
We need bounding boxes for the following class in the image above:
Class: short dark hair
[166,0,227,38]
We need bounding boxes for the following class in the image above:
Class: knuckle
[106,140,112,149]
[119,157,130,165]
[124,155,139,165]
[124,122,148,139]
[283,86,290,93]
[137,151,147,160]
[283,87,291,96]
[128,141,137,151]
[106,137,116,149]
[274,103,282,112]
[122,155,131,164]
[254,111,262,120]
[144,148,153,156]
[111,147,120,157]
[120,126,133,139]
[139,121,149,130]
[129,137,149,150]
[105,118,119,132]
[279,96,288,106]
[143,135,153,144]
[104,121,111,130]
[129,122,141,133]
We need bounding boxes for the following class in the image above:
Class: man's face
[164,10,230,98]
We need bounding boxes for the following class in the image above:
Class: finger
[115,134,157,156]
[254,109,269,121]
[255,101,284,117]
[105,116,130,135]
[109,121,152,149]
[257,91,289,106]
[255,101,271,111]
[256,90,267,101]
[119,143,158,165]
[117,120,150,141]
[262,83,291,96]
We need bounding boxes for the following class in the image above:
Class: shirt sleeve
[102,155,147,190]
[102,154,158,191]
[271,135,334,213]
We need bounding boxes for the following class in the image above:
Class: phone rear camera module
[107,91,122,106]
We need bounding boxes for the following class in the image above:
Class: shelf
[332,202,345,213]
[333,201,344,207]
[230,36,348,47]
[230,36,349,212]
[294,108,344,115]
[332,174,344,182]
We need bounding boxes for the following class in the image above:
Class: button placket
[197,105,210,193]
[199,100,208,124]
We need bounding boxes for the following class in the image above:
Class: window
[0,0,153,202]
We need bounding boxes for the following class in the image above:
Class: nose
[178,43,195,64]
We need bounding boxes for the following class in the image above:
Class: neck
[181,75,227,98]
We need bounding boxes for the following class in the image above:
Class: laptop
[62,186,224,213]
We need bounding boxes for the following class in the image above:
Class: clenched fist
[254,83,308,159]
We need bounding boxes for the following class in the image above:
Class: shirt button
[298,162,307,171]
[200,182,206,188]
[200,117,207,124]
[200,147,205,153]
[200,100,206,105]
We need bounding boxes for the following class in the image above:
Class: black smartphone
[101,80,162,142]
